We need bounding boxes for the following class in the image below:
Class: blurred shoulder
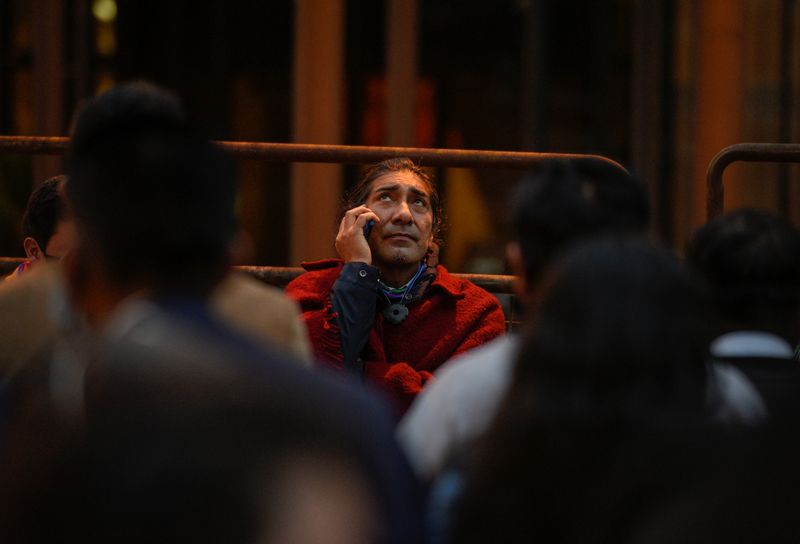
[211,271,312,363]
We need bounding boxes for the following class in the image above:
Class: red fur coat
[285,259,506,415]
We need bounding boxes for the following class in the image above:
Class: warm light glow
[92,0,117,23]
[96,72,116,94]
[96,23,117,56]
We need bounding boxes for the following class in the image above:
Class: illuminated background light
[92,0,117,24]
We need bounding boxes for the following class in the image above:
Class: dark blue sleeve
[242,351,427,544]
[331,262,379,375]
[309,366,427,544]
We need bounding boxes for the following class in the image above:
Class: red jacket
[285,259,506,415]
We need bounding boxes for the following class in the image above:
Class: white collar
[710,331,794,359]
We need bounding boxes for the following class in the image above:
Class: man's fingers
[344,205,371,221]
[353,210,380,229]
[343,206,379,230]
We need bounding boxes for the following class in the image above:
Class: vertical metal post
[693,0,744,227]
[31,0,65,186]
[778,0,796,217]
[631,0,671,240]
[520,0,545,151]
[73,0,90,108]
[386,0,418,146]
[291,0,345,263]
[0,1,9,130]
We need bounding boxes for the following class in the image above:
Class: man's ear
[23,237,43,261]
[506,241,527,298]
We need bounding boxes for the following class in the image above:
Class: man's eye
[379,193,392,201]
[413,198,427,207]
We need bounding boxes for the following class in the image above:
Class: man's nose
[392,200,413,223]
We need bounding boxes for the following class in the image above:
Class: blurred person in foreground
[5,175,76,279]
[286,158,505,416]
[687,208,800,420]
[399,162,765,483]
[0,81,423,542]
[448,238,723,543]
[0,342,382,544]
[61,81,309,362]
[0,84,311,378]
[398,160,649,481]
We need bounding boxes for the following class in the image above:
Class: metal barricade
[0,257,520,330]
[0,135,625,171]
[706,142,800,219]
[0,135,624,330]
[0,257,514,293]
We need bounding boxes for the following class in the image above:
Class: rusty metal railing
[0,135,625,171]
[0,258,516,294]
[3,136,620,330]
[0,135,612,298]
[231,266,518,293]
[707,142,800,219]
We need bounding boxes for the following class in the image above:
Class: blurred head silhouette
[65,81,236,324]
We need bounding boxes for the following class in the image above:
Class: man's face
[364,170,434,272]
[44,218,77,260]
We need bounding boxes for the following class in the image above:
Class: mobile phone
[363,219,375,238]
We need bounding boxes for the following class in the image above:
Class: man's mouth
[384,232,417,242]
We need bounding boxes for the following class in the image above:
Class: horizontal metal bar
[240,265,515,293]
[214,141,624,170]
[0,258,517,294]
[0,136,611,284]
[0,136,69,155]
[707,142,800,219]
[0,135,625,171]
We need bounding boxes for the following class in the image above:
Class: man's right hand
[335,205,380,264]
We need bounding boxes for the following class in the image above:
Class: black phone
[363,219,375,238]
